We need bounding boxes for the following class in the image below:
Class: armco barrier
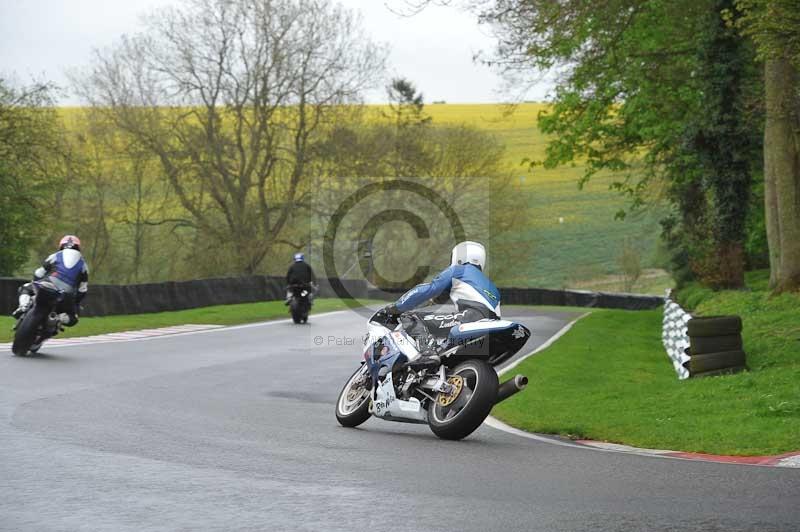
[500,287,663,310]
[0,276,286,317]
[0,276,663,317]
[0,275,375,317]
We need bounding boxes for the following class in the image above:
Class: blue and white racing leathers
[394,263,501,318]
[34,249,89,296]
[17,249,89,326]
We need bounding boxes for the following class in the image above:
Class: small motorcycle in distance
[11,280,68,356]
[335,308,532,440]
[287,283,312,324]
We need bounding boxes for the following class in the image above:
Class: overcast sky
[0,0,549,105]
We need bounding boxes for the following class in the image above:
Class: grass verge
[0,298,377,343]
[492,274,800,455]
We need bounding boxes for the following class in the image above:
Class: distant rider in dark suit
[285,253,317,305]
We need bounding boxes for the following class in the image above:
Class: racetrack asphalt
[1,306,798,532]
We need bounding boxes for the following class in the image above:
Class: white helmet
[451,241,486,270]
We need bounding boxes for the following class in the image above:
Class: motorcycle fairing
[448,319,518,342]
[32,280,65,306]
[445,319,532,365]
[363,323,422,382]
[361,326,429,424]
[365,331,407,386]
[371,372,427,423]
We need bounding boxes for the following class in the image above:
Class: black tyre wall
[690,334,743,355]
[687,316,742,337]
[689,350,746,374]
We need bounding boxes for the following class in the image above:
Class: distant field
[423,103,671,292]
[57,103,671,293]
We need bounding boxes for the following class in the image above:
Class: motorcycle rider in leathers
[378,241,500,368]
[12,235,89,328]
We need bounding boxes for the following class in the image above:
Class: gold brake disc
[437,375,464,407]
[346,388,362,402]
[346,376,367,403]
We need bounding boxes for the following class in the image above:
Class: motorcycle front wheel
[428,359,498,440]
[335,365,372,428]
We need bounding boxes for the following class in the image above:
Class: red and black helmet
[59,235,81,252]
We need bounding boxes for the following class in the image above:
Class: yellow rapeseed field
[56,103,671,292]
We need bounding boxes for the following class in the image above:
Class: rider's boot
[408,354,441,370]
[12,294,31,319]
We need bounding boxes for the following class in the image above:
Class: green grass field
[0,298,374,343]
[492,271,800,455]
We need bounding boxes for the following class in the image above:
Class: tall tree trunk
[715,241,745,288]
[764,55,800,293]
[702,0,750,289]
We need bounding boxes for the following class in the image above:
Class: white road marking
[776,455,800,468]
[483,416,584,449]
[0,324,223,351]
[0,310,351,351]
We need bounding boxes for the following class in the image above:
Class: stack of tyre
[686,316,746,377]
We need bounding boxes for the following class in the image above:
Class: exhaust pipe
[495,374,528,403]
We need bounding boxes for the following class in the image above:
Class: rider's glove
[374,304,400,322]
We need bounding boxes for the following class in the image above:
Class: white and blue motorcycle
[335,308,531,440]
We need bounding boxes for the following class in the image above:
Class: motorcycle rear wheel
[335,365,372,428]
[428,359,498,440]
[290,299,307,324]
[12,309,43,356]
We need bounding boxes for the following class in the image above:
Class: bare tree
[618,238,642,292]
[73,0,386,274]
[309,113,529,287]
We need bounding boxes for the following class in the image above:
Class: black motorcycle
[12,280,66,356]
[287,283,312,324]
